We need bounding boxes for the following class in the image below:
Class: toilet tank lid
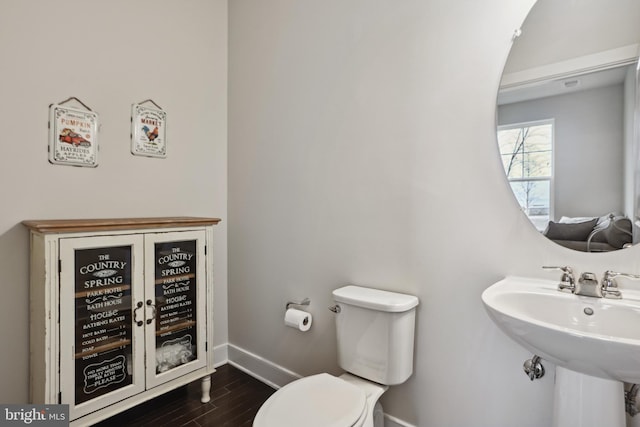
[332,286,419,312]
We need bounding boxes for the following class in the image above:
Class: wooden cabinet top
[22,217,221,234]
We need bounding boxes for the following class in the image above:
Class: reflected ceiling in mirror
[496,0,640,253]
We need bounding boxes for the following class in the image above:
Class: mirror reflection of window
[497,120,553,230]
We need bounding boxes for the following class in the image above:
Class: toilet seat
[253,373,367,427]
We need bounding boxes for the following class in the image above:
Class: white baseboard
[213,343,228,367]
[226,343,301,389]
[218,343,416,427]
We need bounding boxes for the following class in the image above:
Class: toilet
[253,285,419,427]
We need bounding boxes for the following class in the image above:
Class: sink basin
[482,276,640,383]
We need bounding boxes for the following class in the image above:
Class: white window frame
[497,119,555,230]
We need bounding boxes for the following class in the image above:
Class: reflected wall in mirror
[497,0,640,252]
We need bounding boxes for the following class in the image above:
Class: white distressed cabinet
[23,217,221,426]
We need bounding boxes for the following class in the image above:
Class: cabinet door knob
[146,299,157,324]
[134,301,144,327]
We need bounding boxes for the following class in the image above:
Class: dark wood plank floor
[95,364,276,427]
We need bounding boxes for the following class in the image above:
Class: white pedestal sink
[482,276,640,427]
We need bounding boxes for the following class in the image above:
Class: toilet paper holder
[286,298,310,310]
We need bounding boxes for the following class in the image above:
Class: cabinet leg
[201,375,211,403]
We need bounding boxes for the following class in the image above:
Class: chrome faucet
[543,266,640,299]
[600,270,640,299]
[543,266,575,293]
[575,272,601,298]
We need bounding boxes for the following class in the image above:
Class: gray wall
[228,1,640,426]
[0,0,228,404]
[498,84,625,220]
[504,0,640,74]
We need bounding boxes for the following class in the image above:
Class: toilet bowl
[253,285,418,427]
[253,373,388,427]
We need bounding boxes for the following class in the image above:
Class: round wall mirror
[497,0,640,252]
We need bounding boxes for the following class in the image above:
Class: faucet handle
[543,265,574,276]
[601,270,640,299]
[543,266,575,292]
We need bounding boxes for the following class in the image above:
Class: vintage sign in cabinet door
[144,231,207,388]
[59,235,146,419]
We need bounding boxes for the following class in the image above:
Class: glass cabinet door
[144,231,207,388]
[59,235,146,419]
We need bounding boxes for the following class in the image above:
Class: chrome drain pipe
[523,355,544,381]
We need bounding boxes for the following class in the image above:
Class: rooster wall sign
[131,100,167,158]
[48,98,99,167]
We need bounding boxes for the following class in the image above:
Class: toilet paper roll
[284,308,312,331]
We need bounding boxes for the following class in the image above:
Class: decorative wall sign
[48,98,99,167]
[131,100,167,158]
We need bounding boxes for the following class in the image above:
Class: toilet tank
[332,285,419,385]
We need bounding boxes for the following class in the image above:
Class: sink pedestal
[553,367,625,427]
